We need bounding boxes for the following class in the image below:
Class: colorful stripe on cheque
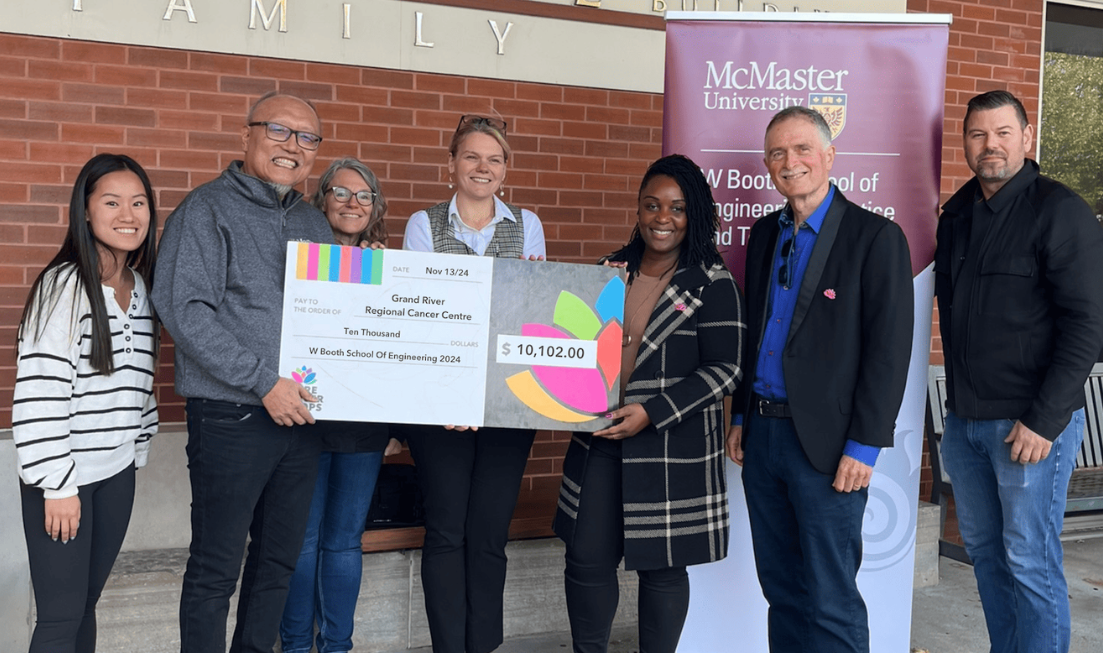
[295,243,382,284]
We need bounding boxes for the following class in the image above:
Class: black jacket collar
[942,159,1040,215]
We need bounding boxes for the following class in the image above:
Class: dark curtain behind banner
[663,14,949,653]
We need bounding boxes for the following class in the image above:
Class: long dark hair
[607,154,724,275]
[19,153,159,375]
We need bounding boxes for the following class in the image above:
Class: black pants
[179,399,321,653]
[564,443,689,653]
[404,426,536,653]
[21,464,135,653]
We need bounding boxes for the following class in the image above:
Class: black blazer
[735,189,914,474]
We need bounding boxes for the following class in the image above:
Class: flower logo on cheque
[291,366,317,385]
[504,277,624,423]
[290,365,324,411]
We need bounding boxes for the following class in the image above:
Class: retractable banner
[664,13,949,653]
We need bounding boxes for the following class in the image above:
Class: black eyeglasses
[456,114,508,137]
[328,186,376,206]
[247,121,323,151]
[779,237,797,290]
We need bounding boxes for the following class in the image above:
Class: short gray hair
[246,91,320,125]
[312,157,389,244]
[764,105,833,151]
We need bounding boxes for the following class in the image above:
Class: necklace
[622,283,650,347]
[622,267,674,347]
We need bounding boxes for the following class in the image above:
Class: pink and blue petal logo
[505,277,624,423]
[291,365,317,385]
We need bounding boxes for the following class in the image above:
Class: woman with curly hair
[554,154,745,653]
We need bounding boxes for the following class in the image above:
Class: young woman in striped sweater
[13,153,159,653]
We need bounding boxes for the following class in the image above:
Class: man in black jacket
[728,106,913,653]
[935,90,1103,653]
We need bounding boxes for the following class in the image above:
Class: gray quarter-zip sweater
[153,161,334,405]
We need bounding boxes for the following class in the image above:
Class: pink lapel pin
[823,289,837,300]
[675,303,687,311]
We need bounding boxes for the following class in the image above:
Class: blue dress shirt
[742,185,879,467]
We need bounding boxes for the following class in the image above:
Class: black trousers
[563,443,690,653]
[21,464,136,653]
[179,399,322,653]
[404,426,536,653]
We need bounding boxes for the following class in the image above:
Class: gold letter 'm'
[250,0,288,32]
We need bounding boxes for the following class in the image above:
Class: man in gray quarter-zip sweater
[153,92,335,653]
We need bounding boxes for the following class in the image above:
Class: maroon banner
[663,19,946,288]
[666,16,949,653]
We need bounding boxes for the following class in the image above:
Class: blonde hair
[449,117,511,161]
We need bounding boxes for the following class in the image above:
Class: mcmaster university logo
[809,93,847,139]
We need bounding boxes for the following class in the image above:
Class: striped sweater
[12,267,159,499]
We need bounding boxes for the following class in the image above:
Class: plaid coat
[554,262,745,570]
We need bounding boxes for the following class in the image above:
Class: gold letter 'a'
[163,0,198,23]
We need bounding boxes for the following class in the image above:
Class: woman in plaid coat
[553,154,745,653]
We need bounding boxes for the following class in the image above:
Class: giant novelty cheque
[278,243,625,431]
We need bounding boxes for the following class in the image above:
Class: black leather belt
[757,399,793,419]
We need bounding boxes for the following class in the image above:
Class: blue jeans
[941,409,1085,653]
[280,450,385,653]
[742,411,870,653]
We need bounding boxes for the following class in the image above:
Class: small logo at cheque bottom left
[291,365,317,385]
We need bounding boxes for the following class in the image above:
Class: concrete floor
[907,533,1103,653]
[393,534,1103,653]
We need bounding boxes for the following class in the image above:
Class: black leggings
[21,464,135,653]
[564,444,690,653]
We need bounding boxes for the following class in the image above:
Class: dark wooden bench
[926,363,1103,562]
[359,482,559,553]
[359,443,560,553]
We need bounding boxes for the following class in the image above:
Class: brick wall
[0,32,663,491]
[908,0,1045,500]
[915,0,1044,366]
[0,1,1052,501]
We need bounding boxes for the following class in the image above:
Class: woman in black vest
[401,115,546,653]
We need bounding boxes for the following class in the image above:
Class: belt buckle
[758,399,769,416]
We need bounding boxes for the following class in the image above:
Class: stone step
[89,499,941,651]
[94,538,639,652]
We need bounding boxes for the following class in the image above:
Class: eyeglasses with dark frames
[327,186,376,206]
[456,114,508,137]
[247,121,323,151]
[778,237,797,290]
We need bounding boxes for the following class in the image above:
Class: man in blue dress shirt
[727,106,914,653]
